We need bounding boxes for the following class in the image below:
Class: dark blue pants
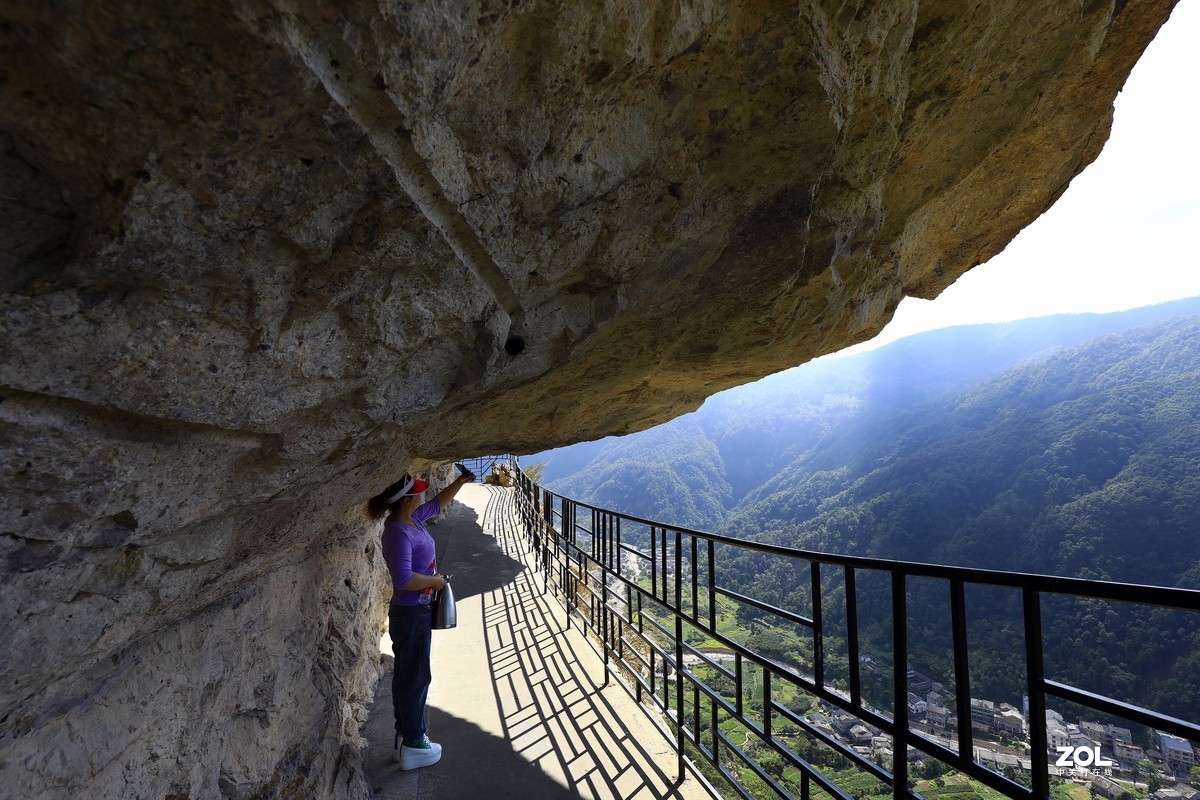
[389,604,432,746]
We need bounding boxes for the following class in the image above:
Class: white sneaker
[397,734,442,770]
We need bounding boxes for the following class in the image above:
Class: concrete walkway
[362,484,716,800]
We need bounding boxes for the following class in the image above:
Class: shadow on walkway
[428,491,526,603]
[364,484,713,800]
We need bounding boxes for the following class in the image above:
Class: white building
[1047,715,1071,751]
[1157,732,1197,777]
[996,705,1025,737]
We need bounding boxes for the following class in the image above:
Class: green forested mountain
[534,297,1200,532]
[719,318,1200,583]
[545,418,733,529]
[528,300,1200,719]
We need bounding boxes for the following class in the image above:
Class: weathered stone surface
[0,0,1174,797]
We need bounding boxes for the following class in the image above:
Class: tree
[522,461,548,483]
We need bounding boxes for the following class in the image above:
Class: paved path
[362,484,716,800]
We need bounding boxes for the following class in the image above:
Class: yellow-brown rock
[0,1,1175,797]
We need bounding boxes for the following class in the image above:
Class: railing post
[674,529,686,778]
[650,525,658,600]
[676,598,686,780]
[601,550,611,684]
[1024,588,1049,800]
[661,527,670,605]
[812,561,824,690]
[846,566,861,706]
[595,509,602,569]
[735,653,743,717]
[614,515,621,576]
[763,668,773,739]
[632,584,643,701]
[691,536,699,620]
[560,498,572,629]
[951,579,973,761]
[892,572,908,800]
[707,540,716,631]
[711,685,720,767]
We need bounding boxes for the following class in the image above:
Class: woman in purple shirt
[367,467,473,770]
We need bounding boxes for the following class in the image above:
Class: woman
[367,466,474,770]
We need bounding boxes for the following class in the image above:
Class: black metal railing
[495,456,1200,800]
[457,454,516,482]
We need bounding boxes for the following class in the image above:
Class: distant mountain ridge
[532,296,1200,532]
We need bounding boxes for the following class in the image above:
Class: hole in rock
[504,336,525,356]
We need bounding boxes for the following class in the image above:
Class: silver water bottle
[432,575,456,630]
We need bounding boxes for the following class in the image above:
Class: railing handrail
[510,490,1200,612]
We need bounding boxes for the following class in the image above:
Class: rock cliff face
[0,1,1175,796]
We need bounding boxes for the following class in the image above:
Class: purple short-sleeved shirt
[382,499,442,606]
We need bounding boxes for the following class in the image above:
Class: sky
[837,1,1200,356]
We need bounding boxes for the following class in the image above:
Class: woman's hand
[397,572,447,592]
[436,472,473,511]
